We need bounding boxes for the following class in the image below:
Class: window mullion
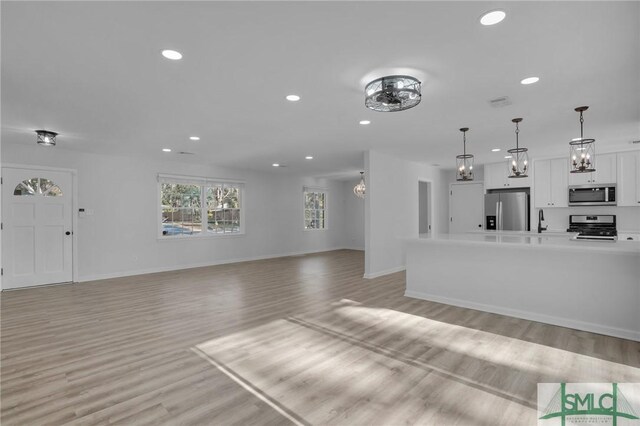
[201,185,207,234]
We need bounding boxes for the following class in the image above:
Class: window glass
[304,191,326,230]
[206,185,241,234]
[159,178,243,238]
[14,178,62,197]
[161,184,202,236]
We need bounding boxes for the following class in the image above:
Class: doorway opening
[418,180,432,237]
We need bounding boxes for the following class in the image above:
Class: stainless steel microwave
[568,184,616,206]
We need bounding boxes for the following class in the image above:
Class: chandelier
[508,118,529,178]
[570,106,596,173]
[456,127,474,181]
[36,130,58,146]
[365,75,421,112]
[353,172,366,198]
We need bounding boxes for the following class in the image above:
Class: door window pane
[14,178,62,197]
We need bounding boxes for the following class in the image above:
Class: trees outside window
[160,178,242,238]
[304,191,326,230]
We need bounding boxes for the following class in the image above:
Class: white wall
[364,150,446,278]
[2,144,353,283]
[342,179,365,250]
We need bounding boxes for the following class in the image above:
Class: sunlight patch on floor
[193,300,640,424]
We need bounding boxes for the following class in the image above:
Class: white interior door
[2,168,73,289]
[450,182,484,234]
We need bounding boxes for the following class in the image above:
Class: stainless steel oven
[568,184,616,206]
[567,214,617,241]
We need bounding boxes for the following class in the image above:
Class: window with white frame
[159,174,243,238]
[303,188,326,230]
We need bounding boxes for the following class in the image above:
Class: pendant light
[456,127,474,181]
[35,130,58,146]
[507,118,529,178]
[569,106,595,173]
[353,172,366,198]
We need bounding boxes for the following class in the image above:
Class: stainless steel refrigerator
[484,191,529,231]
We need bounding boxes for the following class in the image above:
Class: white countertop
[469,229,576,237]
[411,232,640,254]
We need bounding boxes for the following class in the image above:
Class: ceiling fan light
[364,75,421,112]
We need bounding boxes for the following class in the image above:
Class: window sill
[303,228,328,232]
[157,232,246,241]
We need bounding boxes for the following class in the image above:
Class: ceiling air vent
[488,96,512,108]
[178,151,195,155]
[631,140,640,145]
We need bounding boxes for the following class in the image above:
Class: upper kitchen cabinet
[568,152,617,185]
[534,158,569,208]
[617,150,640,206]
[484,162,531,190]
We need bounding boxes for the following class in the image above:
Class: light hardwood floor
[1,250,639,425]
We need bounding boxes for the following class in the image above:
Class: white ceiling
[2,1,639,178]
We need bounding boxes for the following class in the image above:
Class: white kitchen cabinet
[568,152,617,185]
[617,150,640,206]
[618,233,640,241]
[534,158,568,208]
[484,162,531,190]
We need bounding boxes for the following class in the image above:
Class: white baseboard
[404,290,640,342]
[363,265,406,279]
[78,246,351,283]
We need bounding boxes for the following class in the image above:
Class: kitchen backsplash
[539,206,640,232]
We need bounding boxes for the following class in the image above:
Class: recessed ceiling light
[162,148,172,152]
[480,10,506,26]
[286,95,300,102]
[491,148,501,152]
[359,120,371,125]
[272,163,280,167]
[305,156,313,160]
[161,49,182,60]
[504,155,512,159]
[189,136,200,141]
[520,77,540,85]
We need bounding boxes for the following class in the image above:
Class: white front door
[2,167,73,289]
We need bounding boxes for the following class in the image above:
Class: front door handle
[65,231,71,236]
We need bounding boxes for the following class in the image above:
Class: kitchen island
[405,233,640,341]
